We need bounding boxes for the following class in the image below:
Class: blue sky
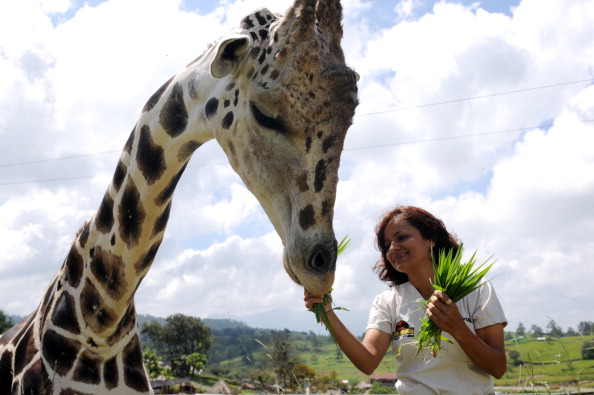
[1,0,594,339]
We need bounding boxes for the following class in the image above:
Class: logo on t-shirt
[392,320,415,340]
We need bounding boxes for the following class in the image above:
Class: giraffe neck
[21,54,229,393]
[64,63,221,343]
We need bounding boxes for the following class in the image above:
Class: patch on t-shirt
[392,320,415,340]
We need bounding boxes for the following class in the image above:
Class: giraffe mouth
[282,242,336,295]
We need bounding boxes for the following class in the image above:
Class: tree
[181,352,207,378]
[0,310,14,333]
[141,314,212,367]
[516,322,526,337]
[293,363,316,390]
[530,324,544,337]
[547,319,563,337]
[309,331,321,352]
[271,331,299,389]
[143,348,166,379]
[578,321,593,336]
[581,340,594,360]
[334,347,343,361]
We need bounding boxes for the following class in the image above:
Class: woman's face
[383,216,433,276]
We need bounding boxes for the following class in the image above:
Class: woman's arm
[304,290,392,375]
[427,291,507,378]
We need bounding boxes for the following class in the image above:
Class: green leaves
[310,236,351,344]
[337,236,352,256]
[415,244,494,357]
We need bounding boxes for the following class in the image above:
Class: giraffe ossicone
[0,0,358,393]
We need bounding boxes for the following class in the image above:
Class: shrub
[369,381,397,394]
[581,340,594,360]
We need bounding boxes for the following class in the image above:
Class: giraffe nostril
[307,244,336,273]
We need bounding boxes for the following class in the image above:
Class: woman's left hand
[427,290,507,378]
[426,290,468,336]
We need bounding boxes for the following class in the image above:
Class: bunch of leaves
[310,236,351,343]
[415,244,494,357]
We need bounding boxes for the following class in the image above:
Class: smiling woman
[304,205,507,395]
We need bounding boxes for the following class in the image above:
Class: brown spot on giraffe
[297,172,309,192]
[72,350,102,384]
[90,247,128,300]
[222,111,234,129]
[51,291,81,334]
[299,204,316,231]
[177,140,202,162]
[122,334,150,392]
[152,202,171,237]
[13,319,37,377]
[155,163,188,206]
[136,124,166,185]
[143,76,173,113]
[135,240,162,275]
[123,126,136,154]
[0,350,13,392]
[22,359,53,395]
[314,159,327,192]
[118,179,145,247]
[65,246,84,288]
[205,97,219,119]
[159,82,188,137]
[78,221,90,247]
[103,356,119,390]
[80,278,117,334]
[42,329,81,376]
[96,192,115,234]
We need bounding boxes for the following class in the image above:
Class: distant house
[354,380,372,391]
[371,372,398,386]
[151,377,191,394]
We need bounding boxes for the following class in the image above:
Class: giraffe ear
[210,34,253,78]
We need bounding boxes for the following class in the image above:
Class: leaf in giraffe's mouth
[309,235,350,344]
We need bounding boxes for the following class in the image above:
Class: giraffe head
[202,0,358,294]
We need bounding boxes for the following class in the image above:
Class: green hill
[197,318,594,391]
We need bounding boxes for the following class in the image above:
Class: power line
[356,78,594,117]
[0,150,121,169]
[0,173,113,186]
[1,79,591,169]
[1,118,592,187]
[0,161,229,187]
[344,119,594,151]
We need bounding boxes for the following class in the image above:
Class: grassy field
[212,332,594,391]
[496,335,594,390]
[296,334,594,388]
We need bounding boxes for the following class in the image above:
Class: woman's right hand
[303,289,331,311]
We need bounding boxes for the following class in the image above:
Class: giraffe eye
[250,101,285,133]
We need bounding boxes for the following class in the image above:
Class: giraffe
[0,0,357,393]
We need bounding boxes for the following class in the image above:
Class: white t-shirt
[366,281,507,395]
